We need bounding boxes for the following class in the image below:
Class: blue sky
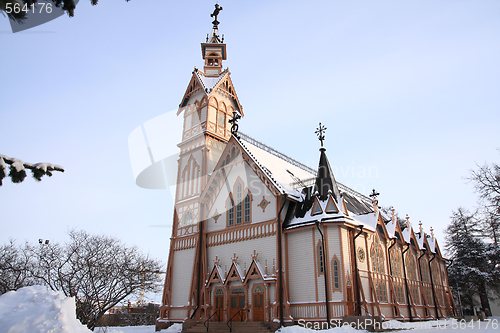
[1,1,499,302]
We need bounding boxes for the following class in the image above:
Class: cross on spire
[369,189,380,200]
[315,122,327,147]
[210,4,223,28]
[229,111,241,138]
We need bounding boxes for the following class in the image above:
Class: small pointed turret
[314,123,341,201]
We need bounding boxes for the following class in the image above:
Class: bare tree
[1,231,163,331]
[0,240,33,293]
[469,157,500,209]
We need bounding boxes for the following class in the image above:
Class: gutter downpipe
[401,244,413,322]
[353,225,364,316]
[387,238,397,315]
[429,253,439,319]
[277,194,287,327]
[192,203,205,320]
[316,220,331,326]
[417,249,428,315]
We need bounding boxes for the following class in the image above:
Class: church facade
[156,7,456,331]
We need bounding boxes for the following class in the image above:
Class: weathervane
[315,122,327,147]
[229,111,241,139]
[211,4,223,28]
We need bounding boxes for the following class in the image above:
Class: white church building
[156,5,456,331]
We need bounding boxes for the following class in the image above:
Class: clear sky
[1,1,499,302]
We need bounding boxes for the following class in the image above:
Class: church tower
[159,4,243,324]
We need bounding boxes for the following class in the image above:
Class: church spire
[201,4,227,77]
[314,123,341,201]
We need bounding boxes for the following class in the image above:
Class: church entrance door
[214,288,224,321]
[252,285,265,321]
[346,286,354,316]
[230,287,246,320]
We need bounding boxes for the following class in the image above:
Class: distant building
[156,6,456,331]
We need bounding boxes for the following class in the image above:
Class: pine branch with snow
[0,154,64,186]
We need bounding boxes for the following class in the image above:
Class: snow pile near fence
[0,285,91,333]
[108,324,182,333]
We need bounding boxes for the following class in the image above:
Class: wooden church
[156,5,456,331]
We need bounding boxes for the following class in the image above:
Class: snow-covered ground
[1,287,499,333]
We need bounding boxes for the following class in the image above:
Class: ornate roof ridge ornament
[211,4,223,29]
[315,122,327,148]
[369,189,380,213]
[229,110,241,139]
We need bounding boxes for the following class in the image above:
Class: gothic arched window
[244,193,251,223]
[227,197,234,226]
[235,183,242,225]
[332,257,341,290]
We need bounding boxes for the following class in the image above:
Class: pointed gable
[325,196,339,214]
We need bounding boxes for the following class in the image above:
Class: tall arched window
[227,197,234,226]
[371,238,387,302]
[317,242,324,274]
[332,257,340,290]
[235,183,242,225]
[217,111,225,128]
[244,193,251,223]
[371,241,385,274]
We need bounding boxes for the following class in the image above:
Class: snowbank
[0,285,91,333]
[107,324,182,333]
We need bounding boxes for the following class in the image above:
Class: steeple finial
[211,4,223,28]
[430,227,434,239]
[391,206,396,221]
[419,221,423,234]
[229,111,241,139]
[313,123,341,202]
[369,189,380,213]
[315,122,327,147]
[406,214,410,228]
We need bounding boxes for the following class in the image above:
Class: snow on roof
[385,219,398,239]
[351,212,378,232]
[234,263,245,282]
[239,136,311,200]
[427,236,436,253]
[402,225,412,243]
[416,232,426,250]
[216,265,225,284]
[254,260,275,281]
[195,70,227,93]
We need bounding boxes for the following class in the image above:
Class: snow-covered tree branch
[0,154,64,186]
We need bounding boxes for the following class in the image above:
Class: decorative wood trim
[206,219,276,247]
[258,196,270,212]
[173,235,197,251]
